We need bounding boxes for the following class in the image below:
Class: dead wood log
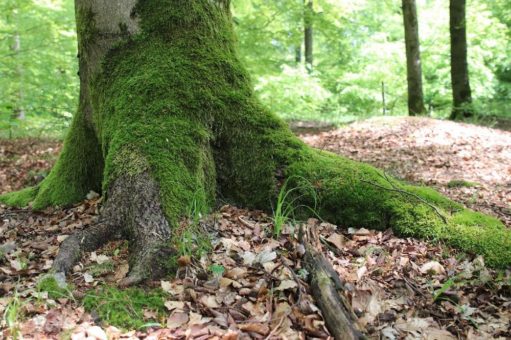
[301,226,366,340]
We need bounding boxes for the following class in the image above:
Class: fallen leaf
[276,280,298,291]
[239,323,270,335]
[166,312,189,329]
[326,233,345,250]
[200,295,220,308]
[420,261,445,275]
[225,267,247,279]
[164,301,185,311]
[86,325,107,340]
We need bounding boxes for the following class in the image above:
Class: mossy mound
[284,149,511,268]
[37,276,73,300]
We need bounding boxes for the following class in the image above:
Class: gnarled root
[52,172,174,287]
[53,220,120,274]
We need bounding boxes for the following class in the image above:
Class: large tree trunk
[402,0,426,116]
[449,0,473,119]
[1,0,510,288]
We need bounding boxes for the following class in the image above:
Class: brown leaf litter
[301,116,511,227]
[1,118,510,339]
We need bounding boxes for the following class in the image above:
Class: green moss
[83,286,166,329]
[37,276,71,300]
[76,6,98,53]
[278,148,511,267]
[0,187,38,207]
[447,179,479,188]
[90,0,254,223]
[88,261,115,277]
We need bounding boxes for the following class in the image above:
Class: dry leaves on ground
[302,116,511,226]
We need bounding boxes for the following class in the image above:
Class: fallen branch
[300,226,366,340]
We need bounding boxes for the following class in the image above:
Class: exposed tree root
[53,221,119,274]
[52,173,175,287]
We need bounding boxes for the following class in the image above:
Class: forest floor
[0,117,510,339]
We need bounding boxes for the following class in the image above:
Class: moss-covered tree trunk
[1,0,510,285]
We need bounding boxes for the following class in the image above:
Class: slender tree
[304,0,313,71]
[450,0,473,119]
[402,0,426,116]
[295,45,302,63]
[1,0,509,289]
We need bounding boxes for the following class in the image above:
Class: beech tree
[1,0,509,288]
[402,0,426,116]
[450,0,473,119]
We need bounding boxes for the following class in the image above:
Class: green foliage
[210,264,225,277]
[0,0,77,138]
[1,0,510,134]
[83,286,166,329]
[173,223,212,259]
[233,0,511,121]
[272,176,317,237]
[88,261,115,277]
[2,290,22,339]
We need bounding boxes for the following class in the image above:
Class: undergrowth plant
[2,289,22,339]
[172,192,212,259]
[36,275,75,301]
[272,176,319,237]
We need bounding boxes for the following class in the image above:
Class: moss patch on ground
[83,286,166,329]
[447,179,479,188]
[37,276,73,300]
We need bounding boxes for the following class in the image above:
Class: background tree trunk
[295,45,302,63]
[304,0,313,72]
[402,0,426,116]
[450,0,473,119]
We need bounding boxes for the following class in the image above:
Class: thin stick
[361,177,448,223]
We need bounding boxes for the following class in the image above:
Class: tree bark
[402,0,426,116]
[295,45,302,63]
[449,0,473,119]
[304,0,313,72]
[1,0,510,290]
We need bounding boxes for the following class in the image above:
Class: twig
[264,316,285,340]
[282,263,304,305]
[361,177,448,223]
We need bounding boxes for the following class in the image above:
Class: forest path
[300,116,511,227]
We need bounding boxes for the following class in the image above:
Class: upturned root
[52,172,174,287]
[53,220,120,274]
